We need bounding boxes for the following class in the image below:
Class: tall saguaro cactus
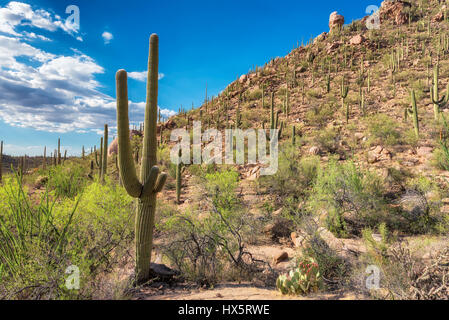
[176,149,182,204]
[116,34,167,285]
[101,124,108,183]
[407,90,420,139]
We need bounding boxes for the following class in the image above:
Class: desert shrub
[0,176,134,300]
[365,114,401,146]
[302,231,350,290]
[259,145,319,202]
[311,127,340,153]
[309,160,389,237]
[248,89,262,101]
[159,168,268,285]
[305,103,335,127]
[47,164,87,198]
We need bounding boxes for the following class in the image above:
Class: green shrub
[159,168,265,285]
[259,145,319,201]
[309,160,389,237]
[0,176,134,299]
[365,114,401,146]
[47,164,87,198]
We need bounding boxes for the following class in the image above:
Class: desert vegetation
[1,0,449,300]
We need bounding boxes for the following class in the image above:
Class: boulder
[329,11,345,32]
[416,146,433,157]
[433,5,446,22]
[309,146,320,155]
[314,32,327,43]
[108,129,142,156]
[380,0,411,25]
[349,34,365,45]
[274,251,289,264]
[263,218,293,241]
[399,190,429,221]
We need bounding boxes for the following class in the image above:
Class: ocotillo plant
[341,77,349,123]
[407,90,420,139]
[115,34,167,285]
[63,150,67,164]
[101,124,108,183]
[176,149,182,204]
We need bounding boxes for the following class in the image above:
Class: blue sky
[0,0,382,156]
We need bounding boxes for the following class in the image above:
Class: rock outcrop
[380,0,411,25]
[329,11,345,32]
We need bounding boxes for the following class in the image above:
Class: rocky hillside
[160,0,449,181]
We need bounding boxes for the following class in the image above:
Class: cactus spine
[116,34,167,285]
[101,124,108,183]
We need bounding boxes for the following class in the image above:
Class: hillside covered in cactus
[1,0,449,301]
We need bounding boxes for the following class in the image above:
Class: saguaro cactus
[176,149,182,204]
[431,62,449,121]
[407,90,420,139]
[57,138,61,165]
[116,34,167,285]
[101,124,108,183]
[42,146,46,170]
[341,77,349,123]
[431,62,442,120]
[99,137,103,174]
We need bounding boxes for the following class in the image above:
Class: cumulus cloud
[128,71,165,81]
[102,31,113,44]
[0,2,175,136]
[0,1,80,38]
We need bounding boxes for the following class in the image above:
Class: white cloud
[128,71,165,81]
[159,108,176,118]
[102,31,113,44]
[0,1,80,38]
[0,2,172,136]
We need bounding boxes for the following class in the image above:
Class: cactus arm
[141,34,159,181]
[154,173,168,193]
[140,166,160,198]
[116,70,143,198]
